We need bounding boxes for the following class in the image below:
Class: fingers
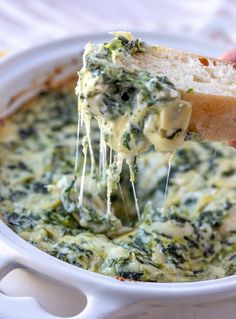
[228,141,236,148]
[220,48,236,62]
[220,49,236,147]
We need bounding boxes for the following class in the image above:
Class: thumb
[220,48,236,63]
[220,49,236,147]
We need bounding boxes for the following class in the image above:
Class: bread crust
[136,46,236,141]
[145,46,236,70]
[183,92,236,141]
[167,48,236,141]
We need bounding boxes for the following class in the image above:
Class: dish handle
[0,292,125,319]
[0,244,129,319]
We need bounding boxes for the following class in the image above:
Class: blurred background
[0,0,235,53]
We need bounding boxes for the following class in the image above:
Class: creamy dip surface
[1,78,236,282]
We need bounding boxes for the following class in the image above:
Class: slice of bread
[129,46,236,141]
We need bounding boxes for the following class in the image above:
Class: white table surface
[0,0,235,53]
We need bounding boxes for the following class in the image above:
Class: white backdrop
[0,0,235,52]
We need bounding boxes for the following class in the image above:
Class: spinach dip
[1,76,236,282]
[1,32,236,283]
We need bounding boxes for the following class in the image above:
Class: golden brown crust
[183,92,236,141]
[145,46,236,70]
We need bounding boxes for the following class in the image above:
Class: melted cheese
[76,32,192,213]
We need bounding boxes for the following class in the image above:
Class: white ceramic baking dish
[0,33,236,319]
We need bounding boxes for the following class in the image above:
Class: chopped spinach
[122,133,131,150]
[118,271,143,281]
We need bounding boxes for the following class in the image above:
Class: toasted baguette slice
[130,46,236,141]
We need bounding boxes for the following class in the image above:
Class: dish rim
[0,31,235,299]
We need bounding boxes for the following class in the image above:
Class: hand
[220,49,236,147]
